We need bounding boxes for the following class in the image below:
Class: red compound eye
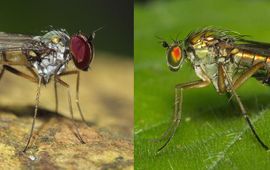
[70,34,93,70]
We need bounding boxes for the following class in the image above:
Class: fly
[0,28,101,152]
[157,27,270,152]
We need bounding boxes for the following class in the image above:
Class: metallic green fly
[158,27,270,152]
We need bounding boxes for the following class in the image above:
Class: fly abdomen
[230,48,270,84]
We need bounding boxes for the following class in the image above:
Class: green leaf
[135,0,270,169]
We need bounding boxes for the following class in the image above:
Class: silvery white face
[32,31,71,83]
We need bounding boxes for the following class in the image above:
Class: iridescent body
[158,27,270,151]
[183,28,270,92]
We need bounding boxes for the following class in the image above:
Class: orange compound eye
[167,45,183,71]
[171,46,181,62]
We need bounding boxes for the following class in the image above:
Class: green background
[0,0,133,57]
[135,0,270,169]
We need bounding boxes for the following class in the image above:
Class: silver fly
[0,28,101,152]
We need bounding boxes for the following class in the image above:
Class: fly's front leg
[58,70,88,125]
[23,76,42,152]
[55,76,86,144]
[220,62,269,150]
[157,80,210,152]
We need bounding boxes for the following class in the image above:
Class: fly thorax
[189,45,235,92]
[31,31,71,83]
[188,46,216,65]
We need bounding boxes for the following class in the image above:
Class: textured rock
[0,54,133,169]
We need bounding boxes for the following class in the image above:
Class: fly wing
[235,39,270,56]
[0,32,35,50]
[0,32,50,66]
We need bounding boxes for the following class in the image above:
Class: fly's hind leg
[55,76,86,144]
[157,80,210,152]
[0,65,42,152]
[220,62,269,150]
[4,65,38,83]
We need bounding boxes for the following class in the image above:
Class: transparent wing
[0,32,36,51]
[236,39,270,56]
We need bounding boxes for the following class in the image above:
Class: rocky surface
[0,53,133,169]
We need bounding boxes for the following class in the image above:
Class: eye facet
[70,34,93,71]
[171,46,181,62]
[167,45,182,70]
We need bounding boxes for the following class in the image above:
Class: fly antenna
[175,32,181,43]
[155,35,169,48]
[88,26,104,42]
[170,35,175,43]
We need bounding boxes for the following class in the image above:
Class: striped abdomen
[231,49,270,83]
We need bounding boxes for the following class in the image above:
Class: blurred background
[135,0,270,169]
[0,0,133,169]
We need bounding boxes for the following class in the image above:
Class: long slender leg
[157,80,210,152]
[23,76,42,152]
[220,63,269,150]
[59,71,87,125]
[55,76,86,144]
[26,67,39,79]
[0,65,41,152]
[150,80,209,143]
[54,78,59,114]
[4,65,38,83]
[233,62,265,89]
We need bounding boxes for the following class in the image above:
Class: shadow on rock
[0,105,96,126]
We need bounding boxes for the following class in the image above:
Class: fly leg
[218,64,236,108]
[4,66,41,152]
[2,66,41,152]
[58,71,88,125]
[3,65,38,83]
[157,80,210,152]
[0,65,42,152]
[23,76,42,152]
[55,76,86,144]
[220,62,269,150]
[54,78,59,114]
